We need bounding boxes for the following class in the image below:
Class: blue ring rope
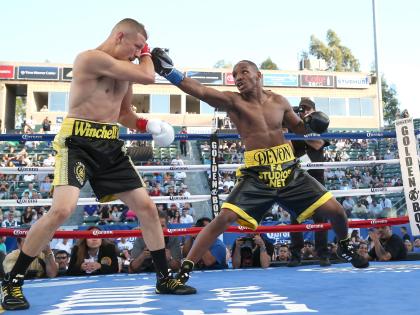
[0,130,419,142]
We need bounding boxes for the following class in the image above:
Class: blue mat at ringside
[2,261,420,314]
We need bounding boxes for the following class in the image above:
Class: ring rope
[1,157,419,174]
[0,216,409,239]
[1,129,419,142]
[0,186,405,207]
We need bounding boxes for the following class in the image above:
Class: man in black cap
[288,98,331,267]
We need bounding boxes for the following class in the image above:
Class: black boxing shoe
[176,259,194,284]
[337,238,369,268]
[156,275,197,295]
[1,273,30,310]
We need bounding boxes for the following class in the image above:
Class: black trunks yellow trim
[244,143,295,167]
[296,191,333,223]
[221,202,259,230]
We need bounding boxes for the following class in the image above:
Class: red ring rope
[0,216,408,239]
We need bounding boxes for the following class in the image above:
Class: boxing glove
[151,48,184,85]
[136,118,175,147]
[303,111,330,134]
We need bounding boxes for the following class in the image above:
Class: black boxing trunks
[222,143,333,229]
[52,118,145,202]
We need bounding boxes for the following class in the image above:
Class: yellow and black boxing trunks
[52,118,145,202]
[222,143,333,229]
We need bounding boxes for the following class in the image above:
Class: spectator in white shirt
[43,154,55,167]
[369,200,384,218]
[2,212,19,228]
[171,155,184,166]
[54,238,73,255]
[222,176,235,189]
[180,208,194,224]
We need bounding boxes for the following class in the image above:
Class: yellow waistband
[59,118,119,140]
[244,143,295,167]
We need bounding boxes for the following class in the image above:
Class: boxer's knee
[45,205,75,225]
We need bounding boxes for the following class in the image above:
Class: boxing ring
[9,261,420,315]
[0,120,420,314]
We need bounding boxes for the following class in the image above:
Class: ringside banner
[395,118,420,236]
[0,65,14,79]
[186,71,223,85]
[18,66,59,80]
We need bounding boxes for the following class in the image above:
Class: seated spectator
[166,203,179,219]
[21,206,37,226]
[169,211,181,224]
[404,240,413,253]
[43,154,55,166]
[342,197,355,217]
[379,196,393,216]
[149,186,162,197]
[357,241,368,257]
[275,244,290,262]
[171,154,184,166]
[361,226,407,261]
[180,208,194,224]
[400,226,411,242]
[413,239,420,253]
[368,200,383,218]
[222,176,235,190]
[54,250,70,276]
[232,234,273,268]
[83,204,99,217]
[2,212,20,228]
[124,209,137,222]
[110,205,121,222]
[200,141,210,152]
[219,185,230,195]
[3,239,57,279]
[117,237,134,268]
[54,238,73,255]
[302,240,316,260]
[181,203,195,220]
[67,226,119,275]
[98,205,114,225]
[183,217,227,270]
[21,183,38,199]
[129,210,181,273]
[39,175,53,197]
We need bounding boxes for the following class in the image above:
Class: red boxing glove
[140,43,151,57]
[136,117,148,132]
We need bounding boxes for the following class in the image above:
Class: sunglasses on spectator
[55,256,68,260]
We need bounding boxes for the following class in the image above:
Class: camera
[240,237,254,250]
[292,106,300,114]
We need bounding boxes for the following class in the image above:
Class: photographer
[231,234,274,268]
[129,210,181,273]
[182,217,227,270]
[362,226,407,261]
[288,98,331,267]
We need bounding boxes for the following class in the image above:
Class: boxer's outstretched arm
[151,47,236,111]
[179,77,236,111]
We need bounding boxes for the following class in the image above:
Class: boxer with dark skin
[150,50,369,289]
